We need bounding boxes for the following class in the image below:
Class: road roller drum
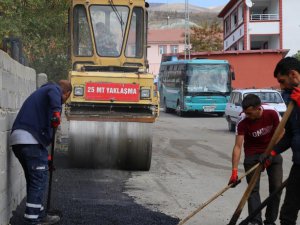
[69,120,153,170]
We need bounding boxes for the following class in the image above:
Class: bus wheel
[176,103,184,117]
[164,98,171,113]
[217,112,224,117]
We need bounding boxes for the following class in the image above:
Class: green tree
[0,0,70,81]
[294,51,300,61]
[190,21,223,52]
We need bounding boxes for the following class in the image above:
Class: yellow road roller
[65,0,159,170]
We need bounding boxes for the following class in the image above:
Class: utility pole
[166,0,170,27]
[184,0,190,60]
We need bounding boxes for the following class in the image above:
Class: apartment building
[147,29,185,75]
[218,0,300,56]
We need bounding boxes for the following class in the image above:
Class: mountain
[148,3,165,7]
[149,18,198,29]
[148,3,224,30]
[148,3,225,13]
[208,5,226,13]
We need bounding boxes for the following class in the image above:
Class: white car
[225,89,287,131]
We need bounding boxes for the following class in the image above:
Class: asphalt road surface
[10,111,297,225]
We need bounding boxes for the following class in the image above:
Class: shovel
[46,127,62,219]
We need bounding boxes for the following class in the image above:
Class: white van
[225,89,287,131]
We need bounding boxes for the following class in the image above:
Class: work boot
[37,214,60,225]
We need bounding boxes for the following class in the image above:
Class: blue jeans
[12,144,48,225]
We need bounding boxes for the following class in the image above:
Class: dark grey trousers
[244,154,283,225]
[280,164,300,225]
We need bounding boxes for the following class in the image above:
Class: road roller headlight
[140,89,151,99]
[74,86,84,96]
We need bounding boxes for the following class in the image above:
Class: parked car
[225,89,287,131]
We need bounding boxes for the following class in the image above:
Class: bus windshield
[186,64,230,93]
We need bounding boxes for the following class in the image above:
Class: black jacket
[274,104,300,165]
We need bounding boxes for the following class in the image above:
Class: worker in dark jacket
[10,80,72,225]
[262,57,300,225]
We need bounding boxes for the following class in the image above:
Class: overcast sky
[148,0,230,8]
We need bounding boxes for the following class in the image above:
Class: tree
[294,51,300,61]
[0,0,70,81]
[190,21,223,52]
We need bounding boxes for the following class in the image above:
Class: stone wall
[0,50,36,225]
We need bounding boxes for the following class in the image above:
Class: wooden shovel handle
[177,164,260,225]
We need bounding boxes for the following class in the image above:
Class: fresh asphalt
[9,149,179,225]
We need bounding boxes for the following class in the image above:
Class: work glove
[48,155,55,172]
[291,87,300,107]
[51,111,61,128]
[228,168,241,188]
[258,150,277,169]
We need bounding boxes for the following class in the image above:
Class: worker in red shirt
[228,94,283,225]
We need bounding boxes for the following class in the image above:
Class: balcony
[250,34,280,50]
[248,0,280,36]
[249,0,279,21]
[250,13,279,21]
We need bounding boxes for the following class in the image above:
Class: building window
[238,4,244,24]
[159,45,167,55]
[239,39,244,50]
[170,45,178,53]
[230,43,238,50]
[234,14,237,25]
[231,10,238,30]
[224,17,230,36]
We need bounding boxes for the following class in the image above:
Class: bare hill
[148,3,224,13]
[208,5,226,13]
[148,3,224,30]
[149,3,208,13]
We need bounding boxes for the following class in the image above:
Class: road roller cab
[66,0,159,170]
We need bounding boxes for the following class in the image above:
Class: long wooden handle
[239,178,288,225]
[227,102,294,225]
[177,163,260,225]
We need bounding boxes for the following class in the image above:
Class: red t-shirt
[236,105,280,156]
